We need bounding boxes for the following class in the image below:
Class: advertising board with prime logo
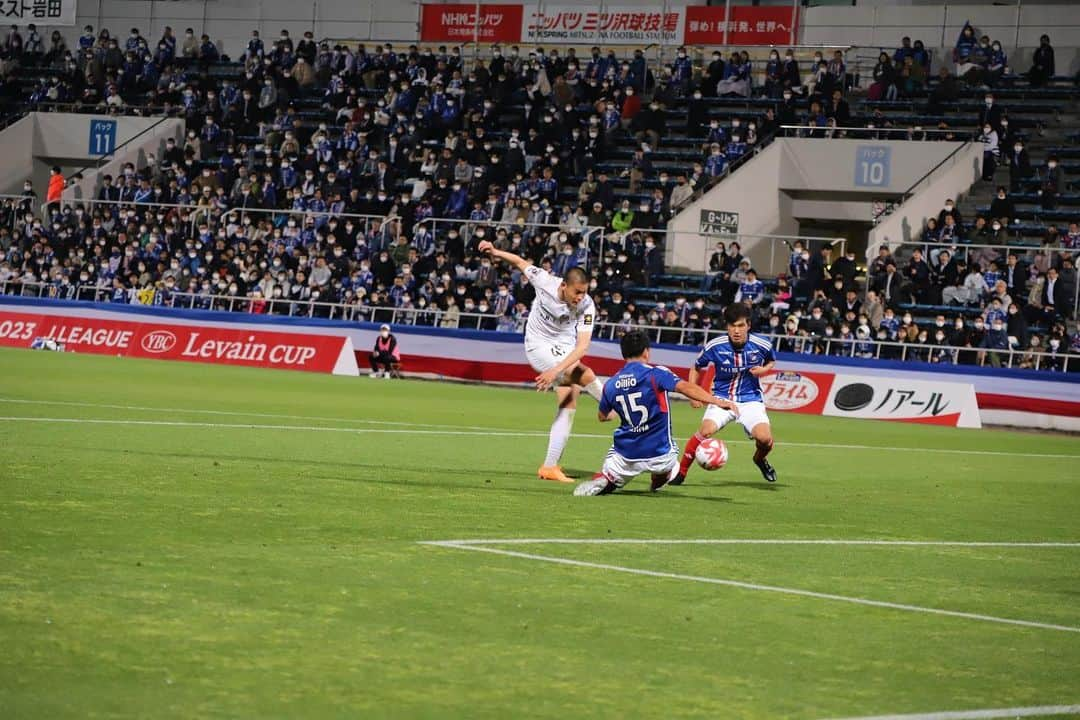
[0,310,358,376]
[759,370,833,414]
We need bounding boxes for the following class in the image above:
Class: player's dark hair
[563,266,588,286]
[723,302,752,326]
[620,330,650,359]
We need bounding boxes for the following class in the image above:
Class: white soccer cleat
[573,477,617,496]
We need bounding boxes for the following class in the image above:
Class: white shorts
[525,341,571,376]
[600,448,680,488]
[703,400,770,437]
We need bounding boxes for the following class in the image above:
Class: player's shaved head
[564,267,588,286]
[558,266,590,308]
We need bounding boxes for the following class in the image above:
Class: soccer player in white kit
[478,240,606,483]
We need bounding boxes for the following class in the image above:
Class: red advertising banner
[420,3,524,43]
[760,370,834,415]
[0,311,358,375]
[684,5,798,46]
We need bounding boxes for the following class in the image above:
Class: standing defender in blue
[574,331,738,497]
[674,302,778,486]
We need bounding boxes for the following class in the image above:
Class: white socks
[542,381,600,468]
[582,379,604,402]
[544,408,576,467]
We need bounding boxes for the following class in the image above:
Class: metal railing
[3,281,1072,372]
[779,125,975,140]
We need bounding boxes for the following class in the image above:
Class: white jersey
[523,264,596,348]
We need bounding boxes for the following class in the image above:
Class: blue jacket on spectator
[444,188,469,218]
[980,327,1009,350]
[955,23,977,61]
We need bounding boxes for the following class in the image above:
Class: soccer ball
[695,438,728,470]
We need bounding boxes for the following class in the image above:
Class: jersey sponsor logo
[582,314,593,325]
[761,371,820,411]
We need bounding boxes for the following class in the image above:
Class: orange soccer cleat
[537,465,574,483]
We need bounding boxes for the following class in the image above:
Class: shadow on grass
[707,481,788,491]
[619,490,734,504]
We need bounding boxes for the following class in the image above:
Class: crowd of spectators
[0,21,1077,371]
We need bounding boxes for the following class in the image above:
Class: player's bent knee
[575,364,596,385]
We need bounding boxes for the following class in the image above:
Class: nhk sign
[419,4,799,46]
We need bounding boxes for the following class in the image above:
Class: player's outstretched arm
[686,365,705,408]
[477,240,531,273]
[675,380,739,416]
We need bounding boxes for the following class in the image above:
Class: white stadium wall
[800,3,1080,73]
[666,138,971,275]
[0,116,37,197]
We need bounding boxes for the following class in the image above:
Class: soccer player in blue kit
[672,302,778,485]
[574,331,739,496]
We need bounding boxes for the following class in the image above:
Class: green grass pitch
[1,347,1078,719]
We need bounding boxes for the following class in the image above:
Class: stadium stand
[0,21,1077,372]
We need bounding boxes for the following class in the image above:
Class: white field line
[0,397,512,433]
[427,539,1080,548]
[2,397,1078,458]
[822,704,1080,720]
[422,541,1080,635]
[0,416,558,437]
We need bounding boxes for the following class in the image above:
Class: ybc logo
[140,330,177,354]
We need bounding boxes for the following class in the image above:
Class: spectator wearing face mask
[937,198,963,232]
[978,315,1010,367]
[929,324,955,364]
[370,324,402,378]
[979,122,999,182]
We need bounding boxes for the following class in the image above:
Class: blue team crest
[747,352,759,362]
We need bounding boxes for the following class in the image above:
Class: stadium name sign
[420,4,798,45]
[1,0,77,25]
[0,310,358,376]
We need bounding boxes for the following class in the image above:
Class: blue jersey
[599,362,681,460]
[695,333,775,403]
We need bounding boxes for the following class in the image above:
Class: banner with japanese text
[419,3,524,43]
[682,5,799,46]
[823,373,981,428]
[2,0,78,26]
[523,5,684,45]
